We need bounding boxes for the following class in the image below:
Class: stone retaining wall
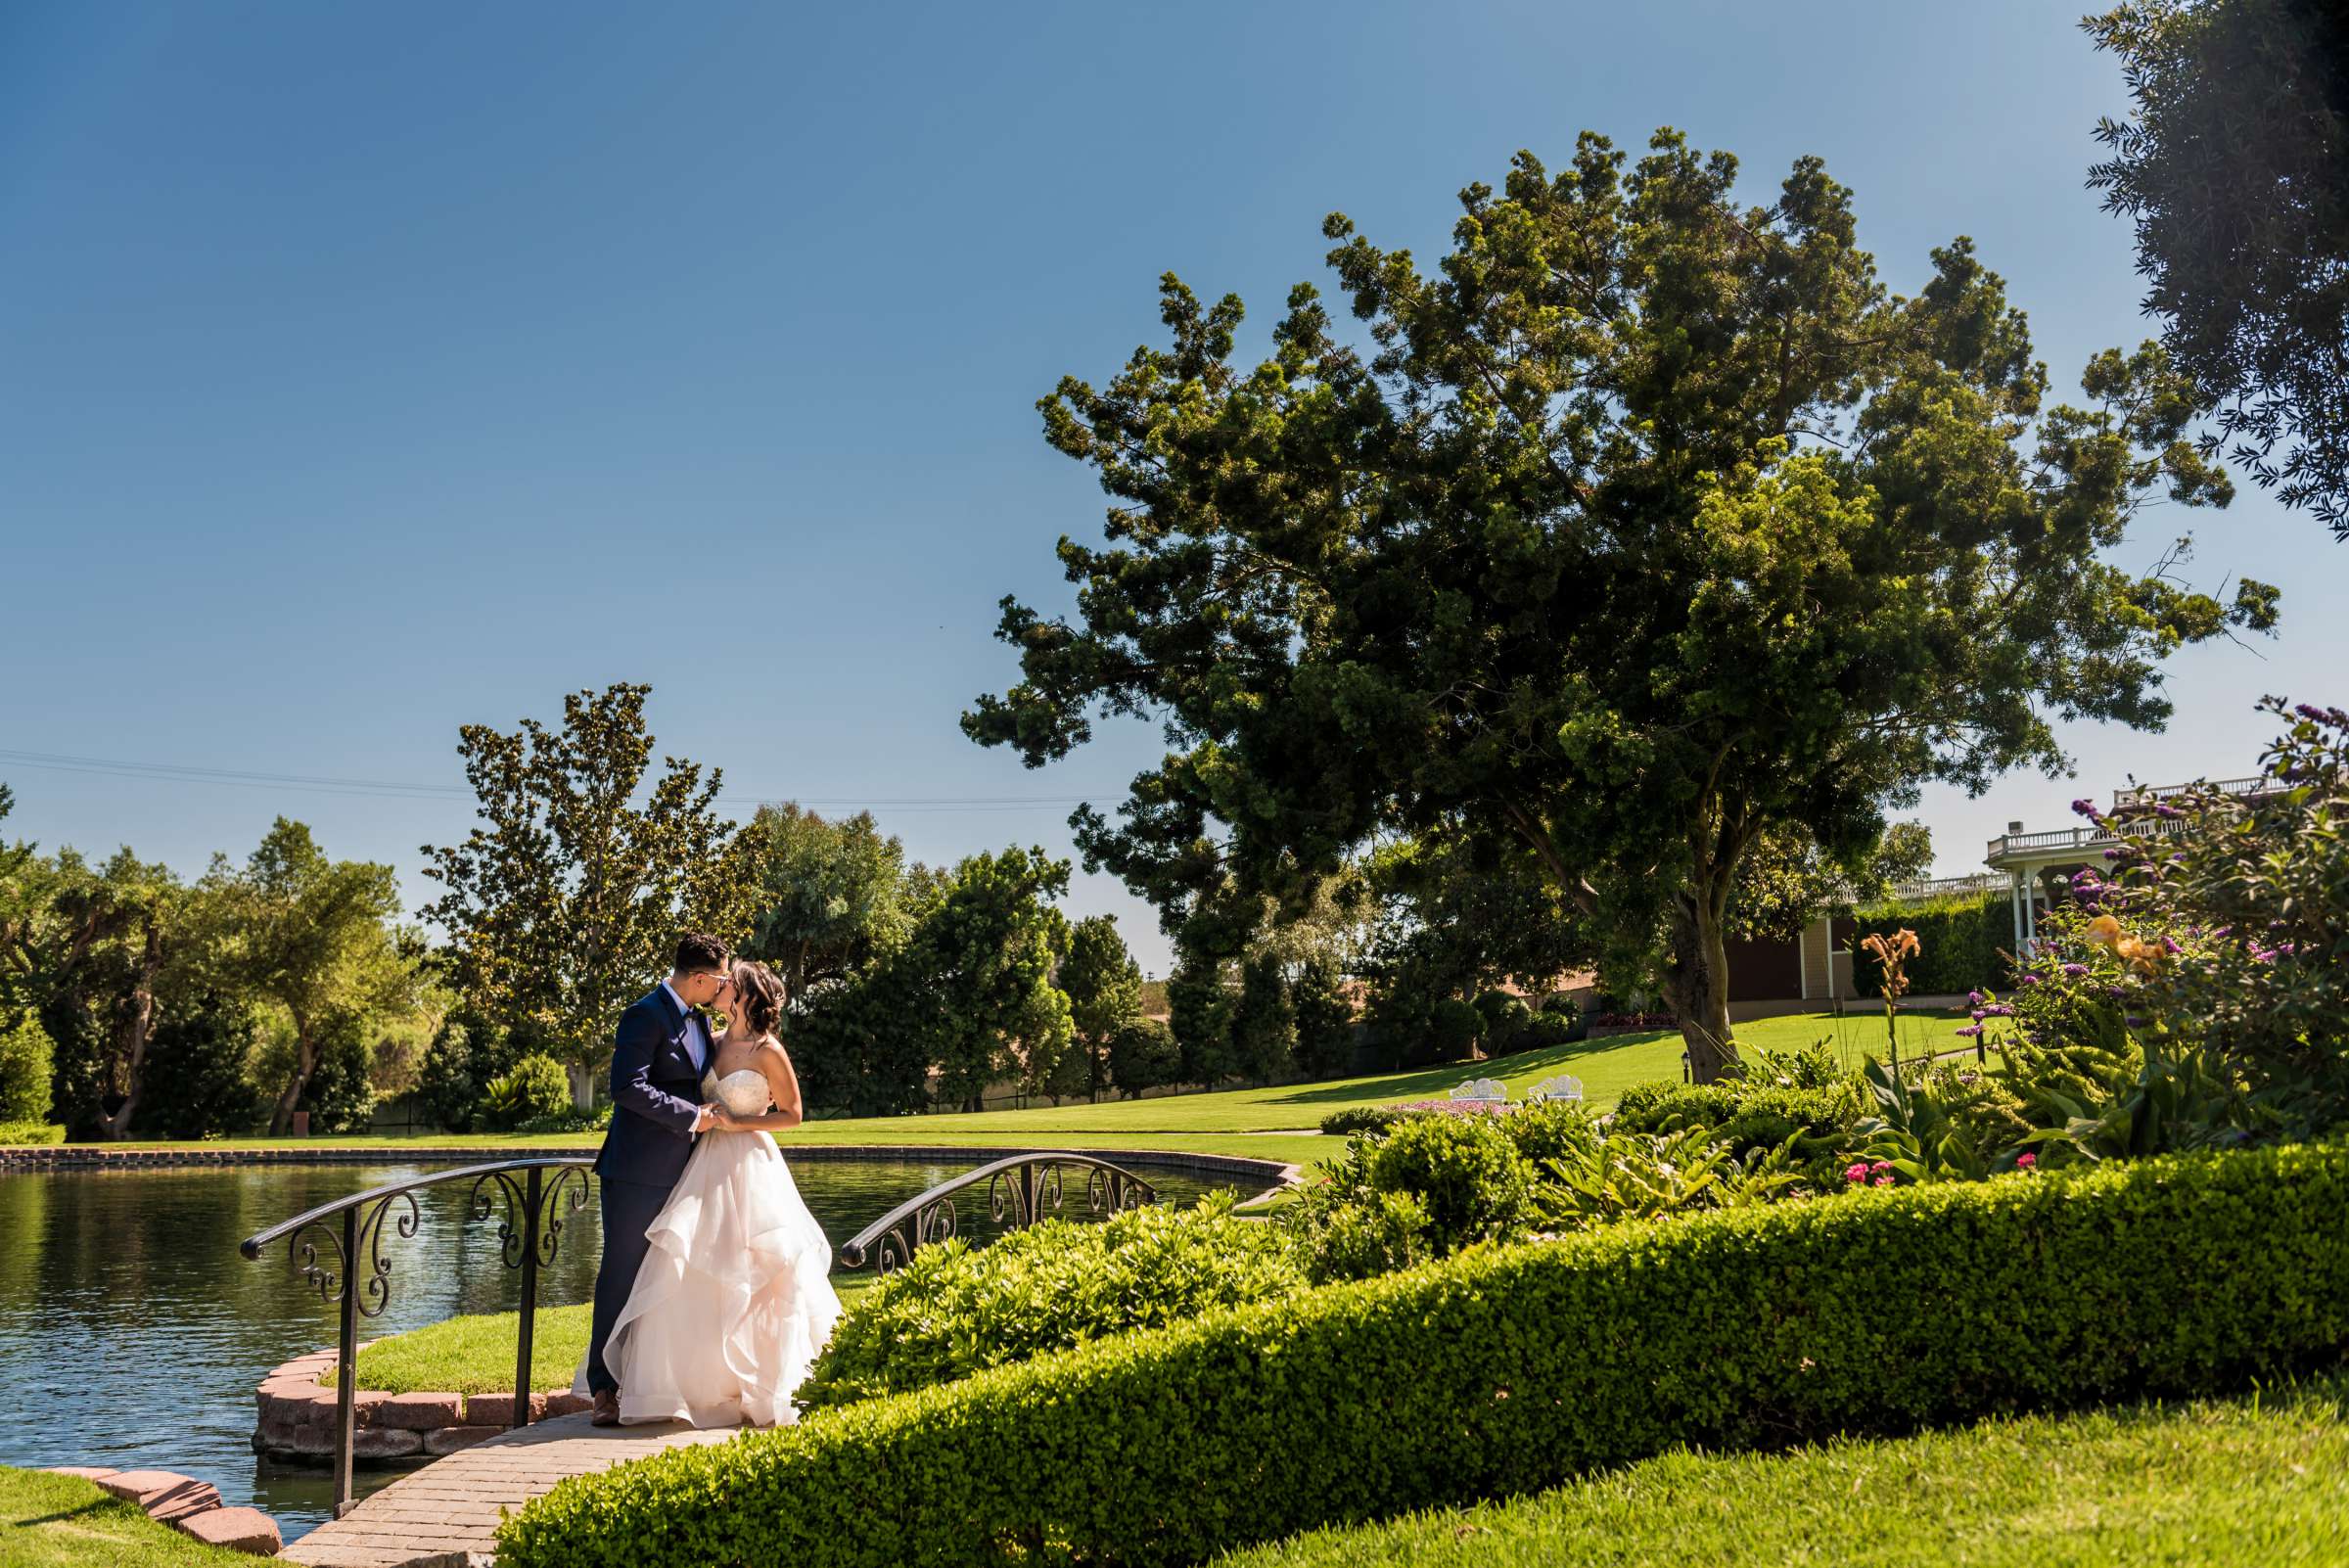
[253,1345,591,1463]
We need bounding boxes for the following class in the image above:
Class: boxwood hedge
[497,1139,2349,1568]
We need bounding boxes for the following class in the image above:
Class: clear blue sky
[3,0,2338,977]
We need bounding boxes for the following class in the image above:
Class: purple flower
[1956,1024,1984,1038]
[2161,936,2181,955]
[2071,797,2098,817]
[2156,804,2184,819]
[2104,848,2125,860]
[2061,963,2089,978]
[2018,973,2042,987]
[1967,991,1983,1006]
[1984,1003,2014,1017]
[2296,703,2326,723]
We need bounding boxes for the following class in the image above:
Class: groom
[584,932,731,1426]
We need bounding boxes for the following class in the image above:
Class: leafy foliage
[132,992,260,1139]
[203,818,416,1133]
[1056,914,1144,1099]
[420,684,754,1108]
[1848,891,2010,997]
[796,1192,1304,1410]
[479,1053,574,1132]
[1105,1015,1179,1099]
[498,1140,2349,1568]
[740,806,933,1005]
[0,1012,53,1124]
[2088,0,2349,535]
[966,132,2272,1084]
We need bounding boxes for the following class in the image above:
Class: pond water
[0,1155,1237,1540]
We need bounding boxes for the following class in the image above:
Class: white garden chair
[1529,1074,1584,1103]
[1449,1077,1510,1104]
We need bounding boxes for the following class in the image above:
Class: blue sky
[2,0,2337,977]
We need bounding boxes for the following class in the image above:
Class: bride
[589,958,843,1427]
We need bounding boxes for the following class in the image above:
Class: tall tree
[967,132,2276,1081]
[204,818,416,1133]
[1726,819,1934,945]
[1056,913,1145,1100]
[740,805,928,1003]
[2088,0,2349,536]
[420,684,757,1107]
[905,846,1074,1111]
[0,844,185,1138]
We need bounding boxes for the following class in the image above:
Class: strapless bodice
[702,1068,771,1118]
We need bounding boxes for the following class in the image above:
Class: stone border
[254,1344,590,1463]
[42,1463,282,1555]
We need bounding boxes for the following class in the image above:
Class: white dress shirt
[660,980,709,1073]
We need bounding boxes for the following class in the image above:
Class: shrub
[479,1054,573,1131]
[498,1140,2349,1568]
[796,1192,1305,1410]
[0,1119,66,1145]
[1849,891,2008,997]
[1362,1115,1534,1253]
[135,996,259,1139]
[1106,1016,1181,1098]
[1590,1010,1676,1030]
[1318,1104,1413,1136]
[517,1103,611,1135]
[1612,1078,1862,1164]
[1420,997,1483,1063]
[1492,1009,1577,1055]
[0,1013,55,1124]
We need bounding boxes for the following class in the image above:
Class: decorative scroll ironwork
[838,1152,1160,1276]
[238,1156,597,1520]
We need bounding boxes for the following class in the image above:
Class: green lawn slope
[0,1469,252,1568]
[1218,1373,2349,1568]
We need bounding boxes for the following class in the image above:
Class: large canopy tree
[739,804,936,1005]
[421,683,756,1108]
[2087,0,2349,537]
[966,132,2277,1081]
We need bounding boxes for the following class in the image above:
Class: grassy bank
[70,1008,1982,1164]
[0,1468,251,1568]
[336,1278,880,1395]
[1216,1372,2349,1567]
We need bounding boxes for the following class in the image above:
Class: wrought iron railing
[238,1157,594,1518]
[837,1151,1158,1274]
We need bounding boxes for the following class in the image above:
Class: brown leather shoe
[590,1390,620,1427]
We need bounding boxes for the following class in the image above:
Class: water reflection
[0,1158,1229,1539]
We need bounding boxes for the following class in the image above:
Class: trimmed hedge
[498,1139,2349,1568]
[0,1120,65,1146]
[1849,892,2009,997]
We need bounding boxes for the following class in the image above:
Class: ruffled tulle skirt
[583,1129,842,1427]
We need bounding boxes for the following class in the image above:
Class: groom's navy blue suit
[585,985,711,1397]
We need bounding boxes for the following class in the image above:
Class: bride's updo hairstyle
[728,959,785,1038]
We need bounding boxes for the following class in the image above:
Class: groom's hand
[692,1104,718,1132]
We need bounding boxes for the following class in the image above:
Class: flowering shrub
[1590,1010,1678,1030]
[1966,697,2349,1157]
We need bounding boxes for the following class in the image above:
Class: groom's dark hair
[671,933,731,974]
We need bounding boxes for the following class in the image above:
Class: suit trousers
[585,1176,673,1395]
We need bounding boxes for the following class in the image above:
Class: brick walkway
[283,1412,737,1568]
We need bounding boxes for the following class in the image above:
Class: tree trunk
[98,919,163,1140]
[268,1011,317,1134]
[1659,892,1739,1084]
[569,1060,596,1113]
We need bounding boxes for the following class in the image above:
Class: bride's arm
[712,1039,806,1132]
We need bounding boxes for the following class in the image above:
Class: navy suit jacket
[593,987,709,1191]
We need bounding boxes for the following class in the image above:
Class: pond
[0,1155,1242,1541]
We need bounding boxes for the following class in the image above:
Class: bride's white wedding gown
[587,1066,843,1428]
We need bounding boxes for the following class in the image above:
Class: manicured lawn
[0,1468,251,1568]
[337,1278,881,1395]
[1218,1373,2349,1568]
[84,1008,1986,1167]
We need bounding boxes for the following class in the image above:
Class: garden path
[282,1412,736,1568]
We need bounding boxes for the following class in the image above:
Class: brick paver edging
[41,1464,283,1556]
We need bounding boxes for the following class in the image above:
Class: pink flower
[1844,1163,1868,1183]
[2016,1152,2037,1171]
[1871,1174,1895,1187]
[1868,1161,1892,1176]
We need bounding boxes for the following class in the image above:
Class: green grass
[338,1276,882,1395]
[1216,1373,2349,1568]
[82,1008,1986,1165]
[0,1469,252,1568]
